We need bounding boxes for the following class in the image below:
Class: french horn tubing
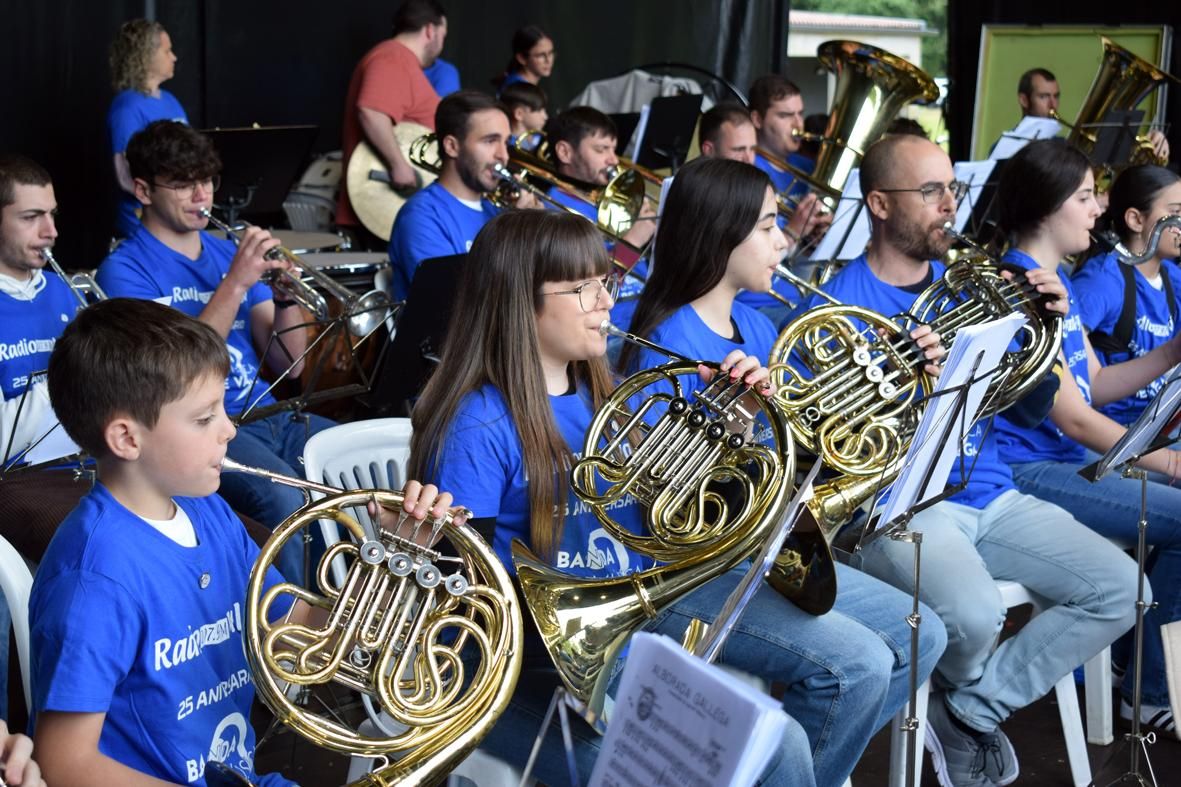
[217,458,522,786]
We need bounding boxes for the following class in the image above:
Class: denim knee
[757,714,816,787]
[943,596,1005,660]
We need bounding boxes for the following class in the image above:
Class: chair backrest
[0,535,34,709]
[302,419,414,586]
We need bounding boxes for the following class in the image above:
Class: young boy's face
[137,371,235,500]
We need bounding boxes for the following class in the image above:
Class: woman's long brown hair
[408,211,615,560]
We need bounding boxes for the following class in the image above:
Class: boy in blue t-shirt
[97,120,335,585]
[31,298,464,786]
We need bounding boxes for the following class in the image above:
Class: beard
[456,157,493,195]
[890,213,952,261]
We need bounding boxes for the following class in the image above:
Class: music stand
[1089,109,1146,169]
[201,125,319,223]
[1082,366,1181,787]
[364,253,466,416]
[633,94,702,173]
[608,112,642,156]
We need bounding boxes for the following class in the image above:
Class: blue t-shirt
[30,484,292,786]
[422,58,461,97]
[1072,250,1181,426]
[97,227,277,415]
[792,253,1015,509]
[429,384,651,578]
[0,273,78,400]
[387,182,498,302]
[995,250,1089,465]
[108,89,189,238]
[497,71,530,96]
[634,301,778,374]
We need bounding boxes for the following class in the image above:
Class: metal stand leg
[888,524,923,787]
[519,687,581,787]
[1095,469,1158,786]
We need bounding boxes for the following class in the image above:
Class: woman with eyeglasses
[616,157,947,787]
[495,25,555,94]
[992,138,1181,735]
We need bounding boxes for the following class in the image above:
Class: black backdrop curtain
[0,0,788,269]
[947,1,1181,164]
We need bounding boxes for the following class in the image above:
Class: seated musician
[618,156,947,787]
[499,81,548,149]
[96,120,333,585]
[387,90,527,302]
[31,298,460,786]
[789,133,1140,787]
[546,106,654,329]
[494,24,555,94]
[107,19,187,239]
[993,144,1181,735]
[338,0,446,239]
[408,209,820,785]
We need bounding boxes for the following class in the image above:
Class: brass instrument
[765,229,1062,611]
[512,321,798,728]
[761,40,939,218]
[40,248,106,306]
[214,457,522,787]
[1061,36,1179,174]
[1113,214,1181,265]
[200,209,392,337]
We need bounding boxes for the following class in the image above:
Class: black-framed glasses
[152,176,221,200]
[542,273,620,312]
[876,179,968,205]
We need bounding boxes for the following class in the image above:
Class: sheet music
[588,633,788,787]
[1087,365,1181,480]
[625,104,652,161]
[875,312,1026,528]
[989,116,1061,160]
[808,168,868,262]
[951,160,997,233]
[19,406,81,466]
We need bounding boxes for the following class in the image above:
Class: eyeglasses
[542,274,619,312]
[152,176,221,200]
[876,180,968,205]
[530,49,555,61]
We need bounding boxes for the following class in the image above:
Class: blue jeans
[1013,457,1181,706]
[218,411,335,584]
[857,489,1141,731]
[483,563,945,787]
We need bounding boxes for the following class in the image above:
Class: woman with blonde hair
[107,19,187,237]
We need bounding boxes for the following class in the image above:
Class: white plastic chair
[0,535,34,709]
[301,418,413,587]
[887,580,1097,787]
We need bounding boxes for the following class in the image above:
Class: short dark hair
[546,106,617,158]
[0,154,52,212]
[997,138,1091,238]
[499,81,547,113]
[507,25,549,74]
[48,298,229,459]
[126,120,221,184]
[698,102,753,149]
[886,117,928,139]
[1105,164,1181,241]
[748,74,801,117]
[1018,68,1057,97]
[392,0,446,35]
[860,133,921,195]
[435,90,509,157]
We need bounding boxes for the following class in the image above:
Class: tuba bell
[512,324,799,729]
[212,458,522,786]
[761,40,940,218]
[765,232,1062,612]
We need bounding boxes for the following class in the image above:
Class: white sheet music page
[989,116,1061,160]
[588,632,788,787]
[951,160,997,233]
[809,167,868,262]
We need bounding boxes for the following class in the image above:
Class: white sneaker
[1120,698,1177,739]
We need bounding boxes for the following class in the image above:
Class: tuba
[761,40,939,218]
[211,458,522,787]
[511,323,799,729]
[765,231,1062,612]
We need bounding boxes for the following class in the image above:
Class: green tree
[793,0,947,76]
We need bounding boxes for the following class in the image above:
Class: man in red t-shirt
[338,0,447,231]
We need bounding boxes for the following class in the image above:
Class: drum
[298,251,390,294]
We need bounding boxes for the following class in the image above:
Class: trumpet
[40,248,106,307]
[200,209,392,337]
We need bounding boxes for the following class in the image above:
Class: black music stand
[1089,109,1145,169]
[634,93,702,173]
[364,253,466,416]
[201,125,319,223]
[608,112,642,156]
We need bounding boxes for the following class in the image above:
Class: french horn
[511,322,799,730]
[765,228,1062,612]
[209,458,522,786]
